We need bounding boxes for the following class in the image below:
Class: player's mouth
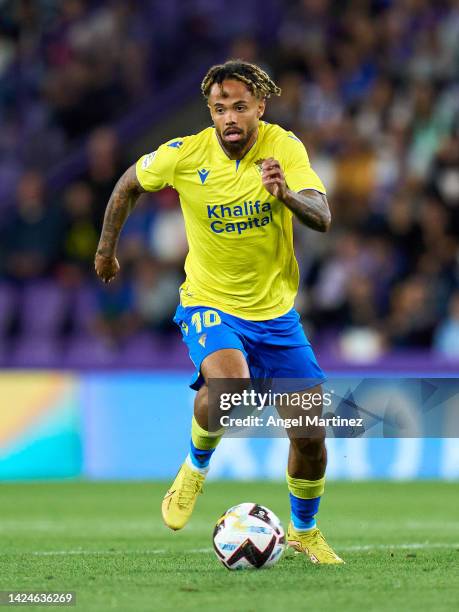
[224,128,243,142]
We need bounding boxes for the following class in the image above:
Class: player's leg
[163,303,250,530]
[281,385,327,530]
[188,348,249,467]
[248,308,344,563]
[162,348,249,530]
[277,384,343,563]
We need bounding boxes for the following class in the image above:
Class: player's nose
[225,112,238,125]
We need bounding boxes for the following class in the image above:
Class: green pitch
[0,481,457,611]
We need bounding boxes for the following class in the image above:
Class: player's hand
[261,158,288,201]
[94,252,120,284]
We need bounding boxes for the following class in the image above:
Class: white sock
[186,454,210,475]
[293,521,317,533]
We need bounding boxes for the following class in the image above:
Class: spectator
[58,181,99,283]
[85,126,124,229]
[92,273,138,348]
[132,256,183,334]
[1,171,63,282]
[428,131,459,233]
[434,292,459,358]
[386,277,437,349]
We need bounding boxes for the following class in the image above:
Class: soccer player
[95,60,343,564]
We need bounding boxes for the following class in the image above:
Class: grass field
[0,481,457,611]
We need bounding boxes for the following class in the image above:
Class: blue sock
[189,440,215,469]
[289,493,321,530]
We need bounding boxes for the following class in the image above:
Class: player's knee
[195,384,209,410]
[290,436,326,460]
[194,385,212,430]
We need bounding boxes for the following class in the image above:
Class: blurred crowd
[1,0,459,364]
[0,0,274,199]
[265,0,459,361]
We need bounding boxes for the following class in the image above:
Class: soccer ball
[212,502,286,570]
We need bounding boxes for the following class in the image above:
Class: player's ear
[257,99,266,119]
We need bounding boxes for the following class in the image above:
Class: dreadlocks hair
[201,60,281,100]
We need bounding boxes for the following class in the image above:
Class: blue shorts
[173,304,326,390]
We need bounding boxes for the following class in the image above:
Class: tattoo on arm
[281,189,331,232]
[96,165,146,257]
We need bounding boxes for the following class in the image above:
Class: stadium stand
[0,0,458,367]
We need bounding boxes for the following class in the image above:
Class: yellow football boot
[161,463,205,530]
[287,523,345,564]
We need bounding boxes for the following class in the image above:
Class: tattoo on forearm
[96,166,145,257]
[282,189,331,232]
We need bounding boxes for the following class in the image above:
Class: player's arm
[261,158,331,232]
[95,164,146,283]
[95,140,181,283]
[282,187,331,232]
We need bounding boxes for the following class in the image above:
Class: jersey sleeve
[281,132,326,194]
[135,138,184,191]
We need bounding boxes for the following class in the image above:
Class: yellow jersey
[135,121,326,320]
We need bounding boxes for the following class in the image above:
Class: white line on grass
[20,542,459,556]
[339,542,459,552]
[30,549,167,556]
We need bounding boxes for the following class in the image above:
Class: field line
[17,542,459,556]
[339,542,459,551]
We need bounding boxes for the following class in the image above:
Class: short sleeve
[282,132,326,194]
[135,138,184,192]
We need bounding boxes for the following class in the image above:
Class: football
[212,502,286,570]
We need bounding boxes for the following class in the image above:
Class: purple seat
[120,332,161,367]
[158,334,189,368]
[0,284,17,337]
[71,285,98,335]
[120,332,189,368]
[0,339,10,367]
[63,334,118,368]
[10,337,61,367]
[20,282,69,337]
